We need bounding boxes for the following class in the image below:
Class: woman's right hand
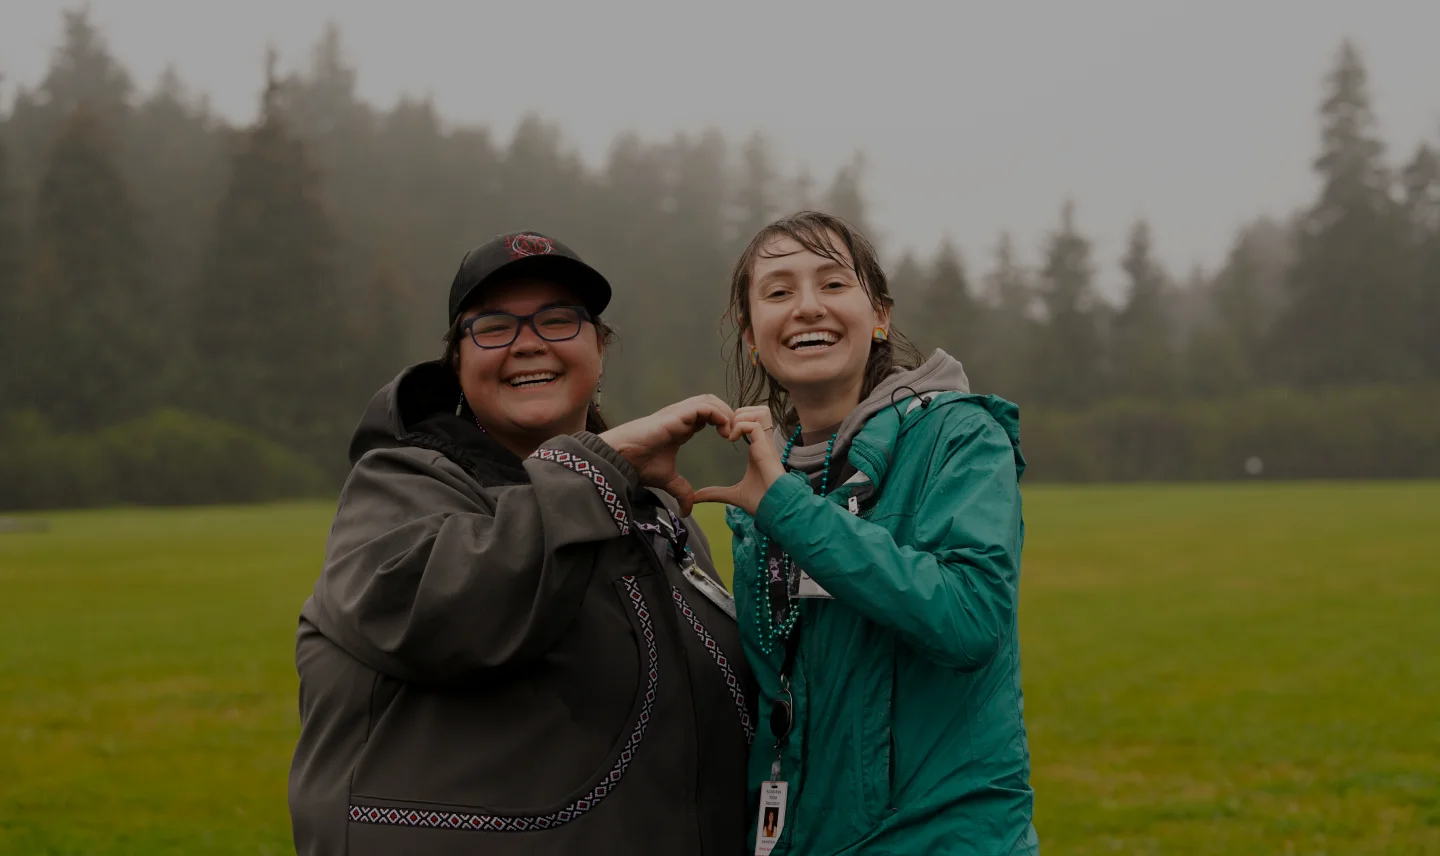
[599,395,735,515]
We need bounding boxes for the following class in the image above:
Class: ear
[742,325,755,351]
[875,304,892,335]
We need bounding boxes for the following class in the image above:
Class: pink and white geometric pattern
[530,448,630,534]
[348,576,657,833]
[672,588,754,745]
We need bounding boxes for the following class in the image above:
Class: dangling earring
[458,392,487,433]
[750,346,761,367]
[872,326,888,342]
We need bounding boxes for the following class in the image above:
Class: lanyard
[637,508,690,568]
[768,615,803,777]
[764,540,795,631]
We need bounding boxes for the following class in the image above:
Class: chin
[775,351,860,387]
[504,400,587,434]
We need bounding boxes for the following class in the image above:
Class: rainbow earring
[750,347,761,367]
[872,327,888,342]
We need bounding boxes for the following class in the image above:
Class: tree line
[1,10,1437,510]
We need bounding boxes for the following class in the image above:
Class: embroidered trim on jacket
[672,587,754,745]
[348,576,657,832]
[530,448,630,534]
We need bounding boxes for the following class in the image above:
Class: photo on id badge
[755,781,788,855]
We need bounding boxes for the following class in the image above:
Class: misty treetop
[1,11,1437,509]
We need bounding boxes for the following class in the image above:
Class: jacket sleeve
[753,410,1022,671]
[305,432,641,686]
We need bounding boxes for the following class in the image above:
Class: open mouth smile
[785,331,840,351]
[506,371,561,388]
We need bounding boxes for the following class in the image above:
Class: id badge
[754,780,789,855]
[794,571,832,598]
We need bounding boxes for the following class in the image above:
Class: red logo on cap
[506,233,554,259]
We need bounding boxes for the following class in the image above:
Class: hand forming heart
[598,394,735,516]
[692,405,787,516]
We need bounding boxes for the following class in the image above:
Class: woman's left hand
[694,406,787,515]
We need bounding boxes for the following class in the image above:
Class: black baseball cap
[447,231,612,324]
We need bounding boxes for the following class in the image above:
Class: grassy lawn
[1,482,1437,854]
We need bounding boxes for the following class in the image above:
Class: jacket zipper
[629,527,712,853]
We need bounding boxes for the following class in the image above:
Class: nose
[509,320,549,356]
[793,283,825,320]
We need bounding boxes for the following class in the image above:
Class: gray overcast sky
[4,1,1438,296]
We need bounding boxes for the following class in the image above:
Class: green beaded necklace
[754,425,838,654]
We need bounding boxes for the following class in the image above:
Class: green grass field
[1,483,1437,855]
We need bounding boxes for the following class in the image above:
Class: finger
[697,394,736,425]
[739,423,784,466]
[661,473,695,517]
[663,406,727,446]
[710,421,748,444]
[731,418,768,442]
[674,397,734,439]
[721,418,755,443]
[685,394,735,427]
[734,405,773,427]
[693,484,740,505]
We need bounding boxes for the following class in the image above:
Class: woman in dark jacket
[288,231,755,856]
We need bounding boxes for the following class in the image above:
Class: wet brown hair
[723,210,923,428]
[442,304,617,433]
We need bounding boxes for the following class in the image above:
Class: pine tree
[24,106,158,428]
[967,232,1035,397]
[500,113,589,240]
[1200,220,1293,391]
[0,135,22,404]
[594,131,670,418]
[733,131,778,247]
[919,239,978,358]
[666,129,731,397]
[357,259,412,392]
[374,94,502,358]
[823,152,872,236]
[284,24,381,296]
[6,8,134,203]
[791,167,816,213]
[1028,201,1105,407]
[888,250,927,349]
[126,67,226,398]
[1401,143,1440,377]
[192,62,348,467]
[1111,219,1176,397]
[1275,40,1414,385]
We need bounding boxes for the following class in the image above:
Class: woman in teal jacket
[695,211,1039,855]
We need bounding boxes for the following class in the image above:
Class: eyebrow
[757,260,855,284]
[469,300,572,316]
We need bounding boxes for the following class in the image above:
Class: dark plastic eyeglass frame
[460,304,594,349]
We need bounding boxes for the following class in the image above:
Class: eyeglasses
[461,304,593,349]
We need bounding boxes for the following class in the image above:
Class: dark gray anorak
[288,361,754,855]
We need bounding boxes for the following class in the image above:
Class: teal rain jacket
[727,391,1039,855]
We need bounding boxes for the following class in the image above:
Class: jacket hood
[348,360,527,484]
[784,349,972,474]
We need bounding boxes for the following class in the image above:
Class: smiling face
[455,277,603,457]
[743,230,889,420]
